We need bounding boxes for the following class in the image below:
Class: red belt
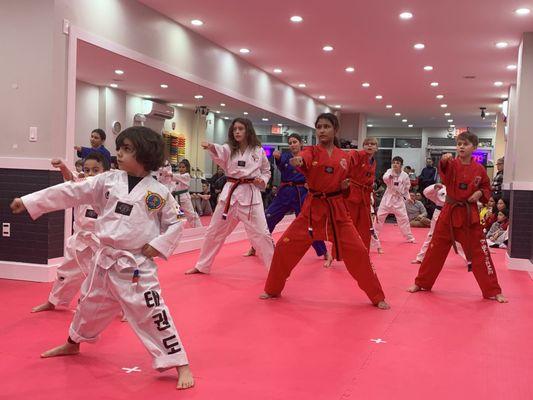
[222,177,255,220]
[280,181,306,207]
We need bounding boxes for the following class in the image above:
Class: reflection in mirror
[75,40,314,229]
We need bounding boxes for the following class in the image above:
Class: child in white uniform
[186,118,274,274]
[172,159,202,228]
[32,153,108,313]
[375,156,416,243]
[10,127,194,390]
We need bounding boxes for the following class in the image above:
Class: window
[395,138,422,148]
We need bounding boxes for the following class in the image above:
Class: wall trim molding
[0,158,54,170]
[509,181,533,191]
[506,253,533,272]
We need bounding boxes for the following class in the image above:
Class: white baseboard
[506,252,533,272]
[0,215,295,282]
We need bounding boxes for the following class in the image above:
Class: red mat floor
[1,224,532,400]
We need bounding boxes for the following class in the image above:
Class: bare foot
[323,252,333,268]
[407,238,416,244]
[185,267,204,275]
[410,259,422,264]
[407,284,422,293]
[41,342,80,358]
[489,293,508,303]
[176,365,194,390]
[377,248,384,255]
[376,301,390,309]
[259,292,278,300]
[243,247,256,257]
[32,301,56,313]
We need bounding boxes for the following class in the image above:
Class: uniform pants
[195,200,274,273]
[264,215,386,304]
[265,187,327,256]
[414,219,502,298]
[69,257,189,370]
[176,193,202,228]
[375,202,414,241]
[345,201,372,252]
[49,234,94,308]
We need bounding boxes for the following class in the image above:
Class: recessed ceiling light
[290,15,303,22]
[160,84,168,89]
[430,82,439,87]
[318,95,326,100]
[190,19,204,26]
[243,112,249,115]
[399,11,413,20]
[506,64,517,70]
[444,112,451,116]
[402,119,408,123]
[424,65,434,71]
[413,43,425,50]
[273,68,283,73]
[386,104,393,109]
[176,103,183,107]
[408,124,414,127]
[447,119,454,123]
[224,117,229,120]
[334,105,342,109]
[495,42,509,49]
[362,82,370,87]
[450,124,456,128]
[500,94,508,99]
[143,95,152,98]
[395,112,401,116]
[239,48,251,54]
[322,45,334,52]
[277,123,283,126]
[216,110,221,114]
[485,112,491,116]
[298,83,306,88]
[494,81,504,86]
[114,69,124,75]
[110,83,118,88]
[515,8,531,15]
[440,104,448,108]
[220,103,226,106]
[345,66,355,72]
[262,118,269,121]
[367,124,374,127]
[436,94,444,99]
[194,95,203,99]
[375,95,383,100]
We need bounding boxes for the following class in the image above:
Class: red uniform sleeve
[298,146,314,174]
[438,158,452,186]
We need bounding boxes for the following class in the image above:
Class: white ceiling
[137,0,533,128]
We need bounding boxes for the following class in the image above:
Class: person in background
[74,128,111,167]
[191,182,213,217]
[209,165,226,210]
[491,157,504,198]
[486,208,509,248]
[418,157,438,195]
[406,192,431,228]
[262,185,278,209]
[480,197,496,225]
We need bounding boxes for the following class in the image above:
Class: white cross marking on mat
[122,366,141,373]
[370,338,386,344]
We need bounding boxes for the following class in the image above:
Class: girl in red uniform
[408,131,507,303]
[345,137,378,252]
[260,113,389,309]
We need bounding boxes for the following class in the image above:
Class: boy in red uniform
[260,113,389,309]
[345,137,378,252]
[408,131,507,303]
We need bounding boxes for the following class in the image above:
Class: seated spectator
[406,192,431,227]
[262,185,278,210]
[483,197,507,233]
[480,197,496,224]
[191,182,213,216]
[486,209,509,248]
[209,165,226,210]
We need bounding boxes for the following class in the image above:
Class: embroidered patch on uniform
[115,201,133,216]
[238,160,246,167]
[459,183,468,190]
[394,182,399,186]
[340,158,348,170]
[283,237,290,242]
[312,161,318,166]
[251,154,259,162]
[324,166,334,174]
[145,191,165,211]
[474,176,481,187]
[85,209,98,219]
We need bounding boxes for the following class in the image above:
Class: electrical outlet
[29,126,37,142]
[2,223,10,237]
